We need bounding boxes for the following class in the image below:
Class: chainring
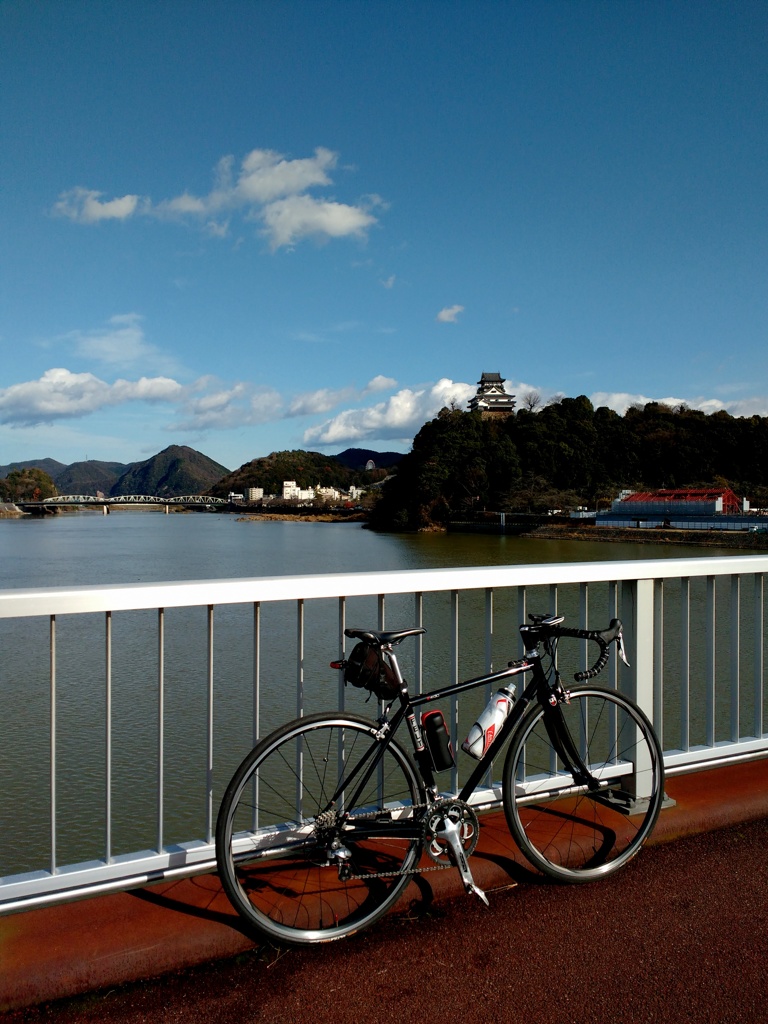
[423,799,480,865]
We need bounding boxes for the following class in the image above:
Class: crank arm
[437,815,489,906]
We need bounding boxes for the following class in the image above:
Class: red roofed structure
[613,488,743,516]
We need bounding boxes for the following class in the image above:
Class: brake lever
[616,630,630,667]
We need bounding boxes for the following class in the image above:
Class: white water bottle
[461,685,517,759]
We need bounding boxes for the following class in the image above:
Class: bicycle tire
[215,712,425,945]
[502,686,664,882]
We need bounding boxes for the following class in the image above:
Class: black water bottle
[421,709,455,772]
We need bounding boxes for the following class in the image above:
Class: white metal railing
[1,554,766,913]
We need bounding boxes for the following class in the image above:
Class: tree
[520,390,542,412]
[0,468,58,502]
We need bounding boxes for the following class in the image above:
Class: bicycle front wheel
[215,713,424,945]
[502,687,664,882]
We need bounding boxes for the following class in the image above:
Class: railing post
[620,578,656,725]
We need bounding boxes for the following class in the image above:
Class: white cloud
[436,304,465,323]
[590,390,768,418]
[365,375,398,393]
[235,147,336,204]
[381,275,396,289]
[303,378,476,446]
[260,194,376,249]
[288,387,355,417]
[65,313,173,372]
[172,383,283,431]
[54,147,379,249]
[0,368,183,426]
[53,188,145,223]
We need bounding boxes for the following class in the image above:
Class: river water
[0,511,742,878]
[0,508,722,588]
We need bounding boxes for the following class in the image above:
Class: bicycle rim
[216,713,424,944]
[503,687,664,882]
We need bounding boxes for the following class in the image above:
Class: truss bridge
[32,495,230,512]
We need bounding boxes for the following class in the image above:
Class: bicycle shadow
[129,874,256,939]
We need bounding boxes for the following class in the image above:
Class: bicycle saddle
[344,626,427,646]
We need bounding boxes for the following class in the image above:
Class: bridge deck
[2,757,768,1017]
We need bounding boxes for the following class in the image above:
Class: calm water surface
[0,508,723,588]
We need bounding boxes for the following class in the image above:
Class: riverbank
[519,522,768,549]
[235,511,367,524]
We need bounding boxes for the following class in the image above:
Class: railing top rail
[1,554,767,619]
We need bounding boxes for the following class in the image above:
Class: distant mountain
[0,458,67,480]
[55,461,129,496]
[112,445,230,497]
[333,448,403,471]
[1,447,231,498]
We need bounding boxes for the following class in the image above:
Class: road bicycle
[216,613,664,945]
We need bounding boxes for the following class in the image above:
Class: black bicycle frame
[326,644,598,839]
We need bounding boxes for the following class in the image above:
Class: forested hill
[369,398,768,531]
[208,449,388,498]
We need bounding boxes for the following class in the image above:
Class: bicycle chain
[338,801,462,881]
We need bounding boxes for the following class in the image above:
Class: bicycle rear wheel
[502,686,664,882]
[215,713,424,945]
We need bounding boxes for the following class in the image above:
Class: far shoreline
[514,522,768,550]
[234,511,768,549]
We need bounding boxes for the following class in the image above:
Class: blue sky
[2,0,767,472]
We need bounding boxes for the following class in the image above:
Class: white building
[247,487,264,501]
[283,480,315,502]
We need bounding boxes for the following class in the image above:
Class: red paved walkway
[2,759,768,1020]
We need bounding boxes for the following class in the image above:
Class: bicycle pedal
[466,882,489,907]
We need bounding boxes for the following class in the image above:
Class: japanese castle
[468,372,516,417]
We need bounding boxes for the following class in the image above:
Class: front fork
[541,677,598,790]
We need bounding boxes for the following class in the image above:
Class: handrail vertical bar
[296,600,305,718]
[578,582,590,758]
[105,610,112,864]
[337,596,346,790]
[550,583,559,674]
[517,586,527,656]
[579,582,589,675]
[414,592,423,692]
[483,588,494,787]
[730,576,740,743]
[375,594,386,802]
[607,580,619,690]
[337,597,346,710]
[681,578,690,751]
[296,600,304,817]
[450,590,460,794]
[607,580,619,752]
[206,605,214,845]
[253,602,261,746]
[653,580,664,742]
[755,574,765,739]
[49,614,56,875]
[621,578,655,716]
[487,589,493,675]
[705,577,716,746]
[620,578,654,797]
[157,608,164,853]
